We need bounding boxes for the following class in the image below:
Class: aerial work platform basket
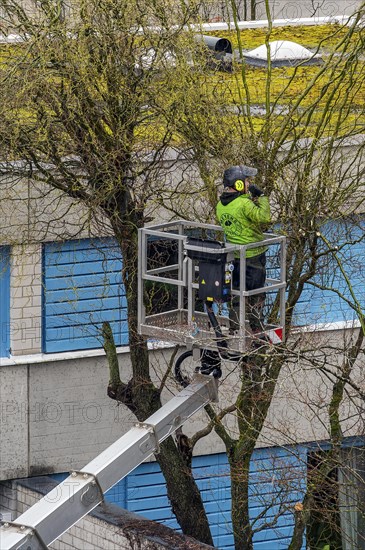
[138,220,286,353]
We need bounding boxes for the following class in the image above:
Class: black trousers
[230,252,266,332]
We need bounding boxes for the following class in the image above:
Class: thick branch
[190,403,236,450]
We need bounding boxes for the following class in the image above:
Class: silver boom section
[0,375,218,550]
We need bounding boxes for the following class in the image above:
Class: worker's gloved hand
[248,184,264,198]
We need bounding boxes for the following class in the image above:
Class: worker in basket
[216,164,271,336]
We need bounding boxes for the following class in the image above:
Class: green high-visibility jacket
[216,191,271,258]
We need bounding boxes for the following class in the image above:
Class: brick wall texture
[0,480,214,550]
[10,244,42,355]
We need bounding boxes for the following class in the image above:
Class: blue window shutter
[0,246,10,357]
[104,447,306,550]
[42,238,128,353]
[293,217,365,326]
[249,446,307,550]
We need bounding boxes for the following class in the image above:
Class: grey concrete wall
[15,0,362,22]
[1,136,364,249]
[0,177,96,246]
[0,365,29,479]
[203,0,360,21]
[1,327,364,481]
[0,346,213,480]
[0,352,136,480]
[256,0,360,20]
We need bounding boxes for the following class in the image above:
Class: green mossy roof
[208,23,360,51]
[205,24,365,133]
[1,24,364,143]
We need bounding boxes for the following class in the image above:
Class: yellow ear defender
[234,179,245,192]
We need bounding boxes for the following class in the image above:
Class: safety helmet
[223,165,258,188]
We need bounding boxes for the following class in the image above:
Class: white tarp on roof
[246,40,321,61]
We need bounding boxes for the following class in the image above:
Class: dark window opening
[307,451,343,550]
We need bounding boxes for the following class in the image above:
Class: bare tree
[1,0,365,549]
[163,3,365,548]
[0,0,237,544]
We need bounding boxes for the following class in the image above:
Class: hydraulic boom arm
[0,375,218,550]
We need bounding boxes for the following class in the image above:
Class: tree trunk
[105,217,213,546]
[230,452,254,550]
[250,0,256,20]
[228,352,284,549]
[288,503,307,550]
[158,437,214,544]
